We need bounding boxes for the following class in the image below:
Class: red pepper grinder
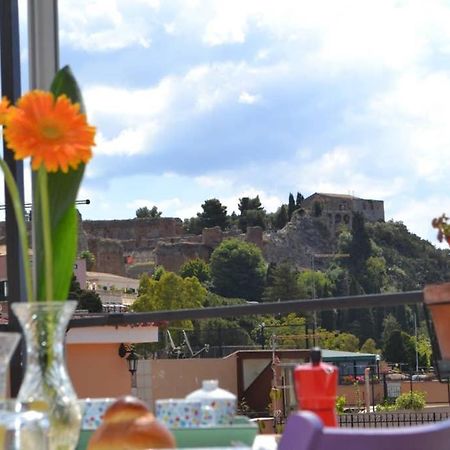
[294,347,338,427]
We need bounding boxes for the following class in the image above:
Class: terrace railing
[339,411,450,428]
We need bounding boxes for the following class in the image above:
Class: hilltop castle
[0,193,385,278]
[75,193,385,276]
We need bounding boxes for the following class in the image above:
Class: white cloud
[95,127,156,157]
[194,175,230,189]
[271,146,408,203]
[238,91,260,104]
[203,2,250,46]
[126,197,200,219]
[57,0,158,51]
[83,60,284,159]
[164,22,176,34]
[367,71,450,182]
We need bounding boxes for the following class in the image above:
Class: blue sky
[12,0,450,246]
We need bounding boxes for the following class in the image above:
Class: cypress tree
[274,205,288,230]
[295,192,304,208]
[288,193,295,220]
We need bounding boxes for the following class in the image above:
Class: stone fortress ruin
[75,193,384,278]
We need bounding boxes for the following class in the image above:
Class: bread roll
[87,397,176,450]
[102,396,150,424]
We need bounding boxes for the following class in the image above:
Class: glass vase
[11,301,81,450]
[0,332,21,399]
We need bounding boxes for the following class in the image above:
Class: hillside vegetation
[132,195,450,368]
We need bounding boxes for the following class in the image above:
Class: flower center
[41,122,63,140]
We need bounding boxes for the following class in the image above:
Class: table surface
[164,435,279,450]
[252,434,279,450]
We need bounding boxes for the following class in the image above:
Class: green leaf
[50,66,86,113]
[34,66,86,301]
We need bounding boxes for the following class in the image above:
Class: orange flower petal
[4,90,95,172]
[0,97,11,126]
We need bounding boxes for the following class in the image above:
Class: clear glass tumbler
[0,401,48,450]
[0,332,20,399]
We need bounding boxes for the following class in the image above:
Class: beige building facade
[302,193,385,233]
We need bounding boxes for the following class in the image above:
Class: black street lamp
[126,349,138,376]
[118,343,139,395]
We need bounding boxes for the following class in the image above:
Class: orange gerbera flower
[4,90,95,172]
[0,97,11,125]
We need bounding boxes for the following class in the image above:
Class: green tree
[297,269,335,330]
[266,262,277,286]
[263,262,301,302]
[295,192,304,208]
[238,196,266,232]
[239,209,266,232]
[297,270,334,299]
[138,273,153,296]
[78,290,103,313]
[69,275,103,312]
[197,198,228,230]
[255,314,306,348]
[131,271,207,328]
[273,205,288,230]
[68,275,82,300]
[80,250,95,271]
[191,318,254,349]
[136,206,162,218]
[416,333,432,368]
[383,330,415,367]
[317,329,360,352]
[152,265,166,281]
[365,256,387,293]
[210,238,266,301]
[381,313,401,343]
[238,196,263,213]
[348,212,372,282]
[360,338,379,354]
[183,217,203,235]
[179,258,210,284]
[288,193,296,221]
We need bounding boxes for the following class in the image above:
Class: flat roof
[87,271,139,286]
[322,349,377,361]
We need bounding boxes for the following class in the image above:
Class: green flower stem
[38,166,53,301]
[0,159,33,302]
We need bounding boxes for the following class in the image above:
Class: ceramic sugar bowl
[185,380,236,425]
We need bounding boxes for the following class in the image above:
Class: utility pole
[414,313,419,373]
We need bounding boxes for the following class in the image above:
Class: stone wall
[85,214,330,276]
[83,218,185,276]
[153,226,264,273]
[246,226,263,248]
[82,218,183,242]
[87,237,125,276]
[0,210,336,278]
[155,242,212,273]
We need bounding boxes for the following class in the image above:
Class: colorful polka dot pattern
[202,399,236,425]
[79,398,115,430]
[155,399,203,428]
